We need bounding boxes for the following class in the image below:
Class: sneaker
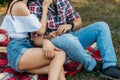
[116,64,120,70]
[101,66,120,80]
[93,61,102,72]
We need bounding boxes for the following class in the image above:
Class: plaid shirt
[28,0,80,34]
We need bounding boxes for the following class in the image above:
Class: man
[28,0,120,79]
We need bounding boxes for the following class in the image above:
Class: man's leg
[51,34,96,71]
[72,21,120,79]
[72,21,117,69]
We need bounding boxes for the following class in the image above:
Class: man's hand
[44,31,58,40]
[43,39,55,60]
[57,24,72,35]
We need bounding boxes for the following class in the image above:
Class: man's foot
[93,61,102,72]
[116,64,120,70]
[101,65,120,80]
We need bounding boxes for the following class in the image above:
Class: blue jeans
[51,22,117,71]
[7,38,34,72]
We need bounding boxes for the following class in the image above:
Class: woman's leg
[18,48,66,80]
[59,67,66,80]
[48,50,66,80]
[27,66,66,80]
[27,65,66,80]
[18,48,50,70]
[27,65,49,74]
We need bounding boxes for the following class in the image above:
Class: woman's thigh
[18,48,51,71]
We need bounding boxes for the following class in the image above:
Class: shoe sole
[101,74,120,80]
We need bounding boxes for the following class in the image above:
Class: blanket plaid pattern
[0,29,102,80]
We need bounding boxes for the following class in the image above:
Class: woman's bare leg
[48,51,66,80]
[18,48,66,80]
[27,65,49,74]
[18,48,51,70]
[27,66,66,80]
[59,67,66,80]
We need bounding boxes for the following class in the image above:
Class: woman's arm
[7,1,30,16]
[33,37,44,47]
[34,37,57,60]
[36,0,52,35]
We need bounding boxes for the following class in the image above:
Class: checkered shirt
[28,0,80,35]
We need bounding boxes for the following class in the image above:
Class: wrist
[68,22,74,31]
[44,39,49,41]
[42,6,48,12]
[43,5,49,9]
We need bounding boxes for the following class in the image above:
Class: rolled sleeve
[65,0,81,21]
[28,2,42,20]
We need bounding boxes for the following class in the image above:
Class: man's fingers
[50,33,57,38]
[62,28,68,34]
[54,47,61,51]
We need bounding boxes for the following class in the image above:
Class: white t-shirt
[0,14,41,38]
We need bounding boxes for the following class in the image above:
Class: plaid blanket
[0,29,102,80]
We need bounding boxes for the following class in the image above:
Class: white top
[0,14,41,38]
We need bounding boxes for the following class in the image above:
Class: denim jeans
[51,21,117,71]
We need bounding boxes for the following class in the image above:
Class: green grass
[71,0,120,54]
[66,0,120,80]
[0,0,120,80]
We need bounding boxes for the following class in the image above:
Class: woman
[0,0,66,80]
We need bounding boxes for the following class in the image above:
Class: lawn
[0,0,120,80]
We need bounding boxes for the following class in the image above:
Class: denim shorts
[7,38,34,72]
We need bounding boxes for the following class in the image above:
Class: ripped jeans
[51,22,117,71]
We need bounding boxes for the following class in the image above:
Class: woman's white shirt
[0,14,41,38]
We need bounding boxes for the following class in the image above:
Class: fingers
[57,24,71,35]
[62,28,69,34]
[54,47,61,51]
[43,50,55,60]
[50,33,56,37]
[57,26,65,35]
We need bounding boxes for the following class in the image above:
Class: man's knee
[61,34,78,44]
[52,34,78,48]
[96,21,110,31]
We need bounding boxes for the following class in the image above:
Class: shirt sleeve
[12,14,41,33]
[28,1,42,20]
[65,0,81,22]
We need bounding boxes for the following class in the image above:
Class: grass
[0,0,120,80]
[67,0,120,80]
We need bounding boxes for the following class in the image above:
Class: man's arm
[66,0,82,30]
[72,18,82,30]
[56,0,82,35]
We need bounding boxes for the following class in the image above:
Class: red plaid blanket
[0,29,102,80]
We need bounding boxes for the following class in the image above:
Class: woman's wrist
[43,39,50,45]
[42,6,48,14]
[43,6,49,10]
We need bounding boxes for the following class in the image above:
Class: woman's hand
[43,39,55,60]
[43,0,52,8]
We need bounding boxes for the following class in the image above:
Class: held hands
[57,24,72,35]
[43,39,61,60]
[43,0,52,8]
